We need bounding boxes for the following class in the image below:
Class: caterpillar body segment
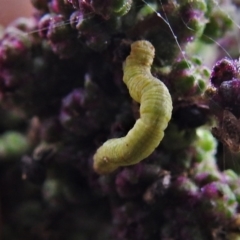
[93,40,173,174]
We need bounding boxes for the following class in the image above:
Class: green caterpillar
[93,40,173,174]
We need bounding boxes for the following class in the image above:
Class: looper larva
[93,40,173,174]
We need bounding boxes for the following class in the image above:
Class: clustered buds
[1,0,240,239]
[206,58,240,117]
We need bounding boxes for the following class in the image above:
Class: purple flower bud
[46,15,70,42]
[201,182,223,199]
[38,14,79,57]
[70,10,84,29]
[0,28,31,66]
[48,0,73,14]
[86,0,132,19]
[38,14,54,38]
[194,171,222,187]
[200,182,237,222]
[210,58,239,88]
[179,1,206,42]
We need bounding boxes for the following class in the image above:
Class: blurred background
[0,0,33,26]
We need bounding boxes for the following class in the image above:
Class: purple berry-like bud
[205,58,240,118]
[200,182,237,222]
[48,0,73,14]
[47,15,70,41]
[210,58,239,88]
[38,14,54,38]
[0,28,31,66]
[38,14,79,57]
[89,0,132,18]
[48,0,62,13]
[70,10,84,29]
[201,182,223,199]
[194,171,222,187]
[168,59,207,97]
[179,0,207,41]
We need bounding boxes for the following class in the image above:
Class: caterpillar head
[128,40,155,67]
